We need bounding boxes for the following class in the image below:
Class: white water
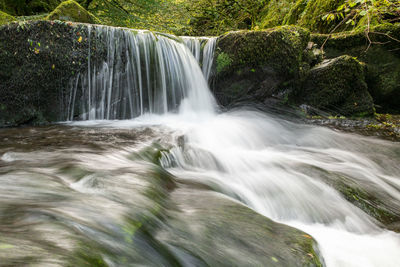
[65,27,400,266]
[182,36,217,82]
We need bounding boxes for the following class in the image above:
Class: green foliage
[185,0,270,35]
[46,0,101,24]
[260,0,297,29]
[321,0,400,30]
[0,0,62,16]
[84,0,190,34]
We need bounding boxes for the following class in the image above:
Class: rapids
[1,25,400,266]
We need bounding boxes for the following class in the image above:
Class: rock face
[212,26,311,107]
[46,0,100,24]
[311,23,400,114]
[0,20,90,126]
[291,55,375,116]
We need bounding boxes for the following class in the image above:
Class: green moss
[0,10,15,25]
[46,0,100,24]
[216,26,310,79]
[216,52,232,74]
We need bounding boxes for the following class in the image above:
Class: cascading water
[181,36,217,82]
[64,26,215,121]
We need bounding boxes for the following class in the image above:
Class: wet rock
[157,187,323,266]
[0,20,102,127]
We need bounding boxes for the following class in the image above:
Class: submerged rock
[46,0,100,24]
[291,55,375,117]
[157,187,323,266]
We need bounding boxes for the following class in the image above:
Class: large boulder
[311,23,400,114]
[46,0,100,24]
[290,55,375,116]
[212,26,311,107]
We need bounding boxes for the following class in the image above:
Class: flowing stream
[1,26,400,266]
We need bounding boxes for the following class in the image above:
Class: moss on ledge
[46,0,100,24]
[0,10,15,25]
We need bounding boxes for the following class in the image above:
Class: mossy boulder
[0,20,92,127]
[290,55,375,117]
[46,0,100,24]
[0,10,14,25]
[212,26,311,106]
[311,23,400,113]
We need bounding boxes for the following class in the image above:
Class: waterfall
[64,27,216,121]
[59,25,400,267]
[182,36,217,82]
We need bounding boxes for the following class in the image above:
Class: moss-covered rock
[212,26,311,106]
[290,55,375,117]
[46,0,100,24]
[0,20,92,127]
[311,23,400,113]
[0,10,14,25]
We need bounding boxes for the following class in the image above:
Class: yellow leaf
[78,36,82,43]
[52,64,55,69]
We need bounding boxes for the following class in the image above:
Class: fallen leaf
[78,36,82,43]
